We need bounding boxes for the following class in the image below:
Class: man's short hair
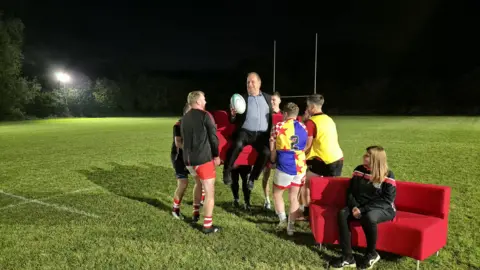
[306,94,325,107]
[187,90,204,106]
[273,91,281,98]
[283,102,299,117]
[247,72,261,82]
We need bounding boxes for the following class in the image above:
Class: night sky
[2,0,480,78]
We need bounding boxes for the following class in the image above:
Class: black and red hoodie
[180,108,219,166]
[346,165,397,214]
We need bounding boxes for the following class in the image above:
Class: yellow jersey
[305,113,343,164]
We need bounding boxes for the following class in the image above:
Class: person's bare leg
[301,171,318,219]
[172,178,188,219]
[289,185,301,221]
[174,179,188,202]
[287,185,301,235]
[262,167,272,209]
[192,176,202,222]
[273,186,287,229]
[201,178,220,233]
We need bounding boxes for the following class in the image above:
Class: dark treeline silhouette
[1,3,480,121]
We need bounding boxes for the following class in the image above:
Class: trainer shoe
[191,215,200,223]
[203,225,221,234]
[247,179,255,191]
[172,211,185,220]
[287,221,295,236]
[264,201,272,210]
[233,200,240,208]
[276,219,288,231]
[329,256,356,269]
[359,252,380,269]
[223,171,232,185]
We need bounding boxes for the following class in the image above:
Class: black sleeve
[173,123,181,137]
[204,113,219,157]
[346,178,360,210]
[381,182,396,205]
[380,171,396,204]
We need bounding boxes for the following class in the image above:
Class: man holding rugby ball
[223,72,274,191]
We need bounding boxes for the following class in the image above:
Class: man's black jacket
[229,91,273,145]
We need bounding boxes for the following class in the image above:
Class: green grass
[0,117,479,269]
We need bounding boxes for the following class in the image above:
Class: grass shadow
[216,201,278,224]
[78,162,179,214]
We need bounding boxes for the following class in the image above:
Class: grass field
[0,117,479,269]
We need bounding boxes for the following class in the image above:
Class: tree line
[1,15,479,121]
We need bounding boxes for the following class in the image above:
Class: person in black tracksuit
[181,91,221,234]
[171,103,192,220]
[231,165,253,210]
[331,146,396,270]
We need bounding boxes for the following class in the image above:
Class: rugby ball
[230,93,246,114]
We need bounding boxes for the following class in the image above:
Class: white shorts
[273,170,306,189]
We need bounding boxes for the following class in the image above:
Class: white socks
[277,212,287,221]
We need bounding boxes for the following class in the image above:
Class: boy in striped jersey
[270,102,308,235]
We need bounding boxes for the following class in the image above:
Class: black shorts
[307,158,343,177]
[171,153,189,179]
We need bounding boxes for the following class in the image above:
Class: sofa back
[310,177,451,219]
[210,110,230,129]
[210,110,257,166]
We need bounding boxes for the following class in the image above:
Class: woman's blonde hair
[367,146,389,183]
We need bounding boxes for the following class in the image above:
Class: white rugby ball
[230,93,246,114]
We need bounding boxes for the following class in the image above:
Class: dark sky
[2,0,480,77]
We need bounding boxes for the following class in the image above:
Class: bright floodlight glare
[55,72,71,83]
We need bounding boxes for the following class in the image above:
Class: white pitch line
[0,189,99,218]
[0,187,100,211]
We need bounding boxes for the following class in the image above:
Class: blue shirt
[242,93,269,132]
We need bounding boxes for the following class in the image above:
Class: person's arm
[229,106,237,124]
[346,177,360,210]
[380,171,397,204]
[304,120,316,155]
[205,112,219,158]
[269,123,279,163]
[173,123,183,148]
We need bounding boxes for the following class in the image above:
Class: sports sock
[299,205,305,211]
[193,204,200,217]
[278,212,287,221]
[265,198,271,204]
[201,190,205,202]
[172,198,181,213]
[203,216,213,229]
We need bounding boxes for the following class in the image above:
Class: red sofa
[309,177,451,268]
[210,110,285,166]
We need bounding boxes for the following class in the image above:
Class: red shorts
[186,161,216,180]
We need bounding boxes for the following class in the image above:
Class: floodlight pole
[314,33,318,94]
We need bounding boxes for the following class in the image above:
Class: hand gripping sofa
[309,176,451,270]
